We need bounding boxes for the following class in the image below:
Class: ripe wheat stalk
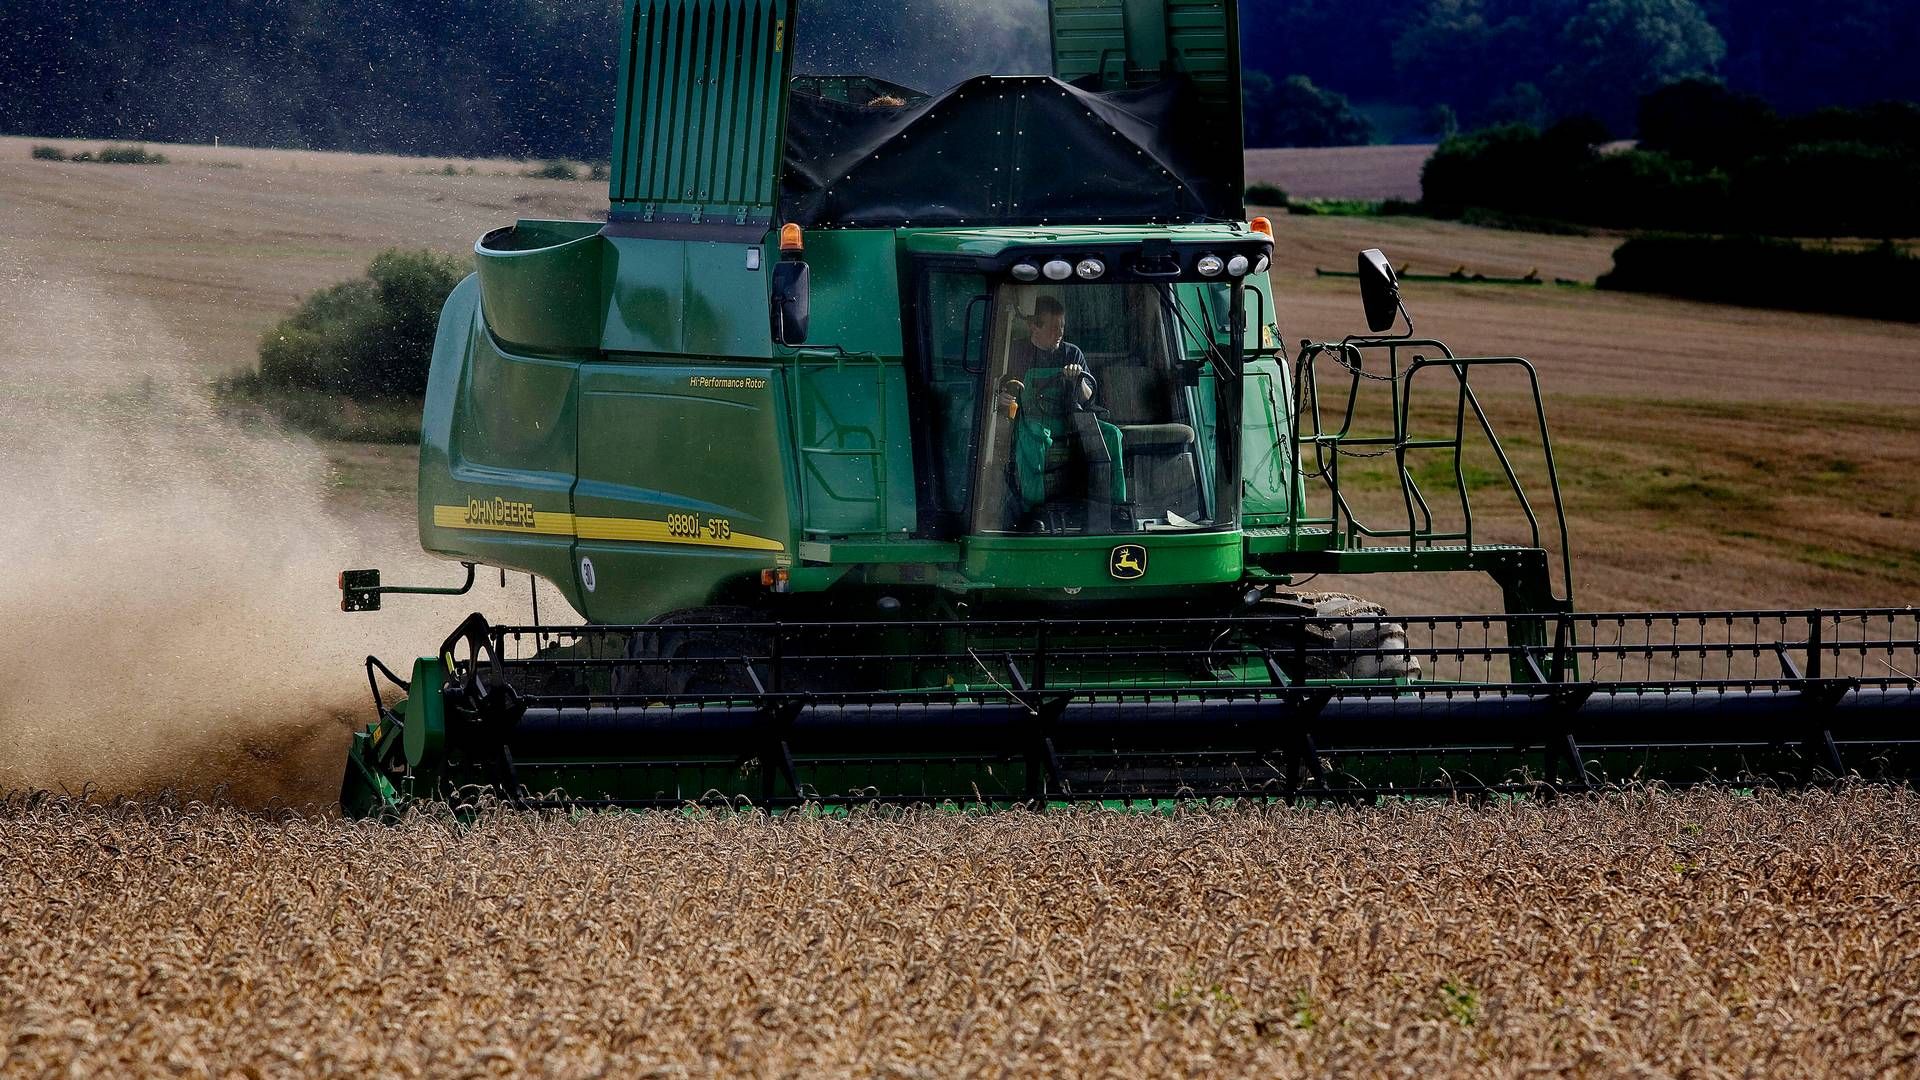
[3,787,1918,1077]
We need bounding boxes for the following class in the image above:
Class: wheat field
[4,788,1917,1078]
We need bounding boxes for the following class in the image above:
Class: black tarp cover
[780,75,1241,228]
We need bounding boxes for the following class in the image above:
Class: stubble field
[2,139,1918,1077]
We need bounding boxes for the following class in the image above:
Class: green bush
[1244,181,1290,207]
[255,248,467,400]
[30,145,66,161]
[1420,122,1599,220]
[1733,141,1920,238]
[92,145,168,165]
[527,160,579,181]
[1286,198,1385,217]
[1597,235,1919,322]
[1428,92,1920,236]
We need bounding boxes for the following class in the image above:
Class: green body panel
[603,237,776,358]
[572,360,794,620]
[797,230,905,357]
[962,530,1241,591]
[417,274,581,598]
[793,355,917,537]
[401,658,446,770]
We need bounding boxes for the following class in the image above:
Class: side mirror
[770,261,810,346]
[1357,248,1401,334]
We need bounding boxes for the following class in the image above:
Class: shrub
[1244,181,1289,207]
[1573,148,1729,230]
[1732,141,1920,238]
[30,145,66,161]
[588,161,610,182]
[1427,92,1920,236]
[1597,234,1919,322]
[527,160,579,180]
[1286,198,1384,217]
[1420,122,1598,220]
[255,248,468,400]
[92,145,168,165]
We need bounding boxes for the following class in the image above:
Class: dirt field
[1245,143,1435,201]
[4,788,1916,1077]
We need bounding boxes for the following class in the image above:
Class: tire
[615,607,767,699]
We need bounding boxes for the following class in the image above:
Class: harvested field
[4,788,1918,1077]
[1245,144,1435,202]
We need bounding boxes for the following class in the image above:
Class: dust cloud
[0,265,541,809]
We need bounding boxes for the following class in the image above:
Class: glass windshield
[959,281,1238,536]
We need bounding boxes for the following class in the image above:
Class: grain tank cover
[1051,0,1241,108]
[781,74,1235,227]
[608,0,797,233]
[607,0,1242,234]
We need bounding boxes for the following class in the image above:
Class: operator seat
[1099,359,1201,521]
[1011,370,1126,531]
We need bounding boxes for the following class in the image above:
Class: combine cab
[338,0,1919,814]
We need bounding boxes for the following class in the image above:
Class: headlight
[1075,258,1105,280]
[1196,254,1224,277]
[1011,262,1041,282]
[1226,255,1250,277]
[1254,254,1271,274]
[1042,259,1074,281]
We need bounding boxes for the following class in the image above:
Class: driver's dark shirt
[1008,338,1086,380]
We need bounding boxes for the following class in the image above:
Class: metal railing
[1293,337,1573,604]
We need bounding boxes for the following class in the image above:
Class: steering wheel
[1065,368,1098,411]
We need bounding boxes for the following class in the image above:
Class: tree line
[0,0,1914,155]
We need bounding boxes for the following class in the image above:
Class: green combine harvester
[338,0,1918,815]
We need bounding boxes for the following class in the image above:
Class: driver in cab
[1001,295,1127,527]
[1004,296,1092,401]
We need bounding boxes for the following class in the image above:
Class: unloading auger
[336,0,1918,815]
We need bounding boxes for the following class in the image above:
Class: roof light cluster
[1010,246,1267,283]
[1013,257,1109,282]
[1197,252,1261,279]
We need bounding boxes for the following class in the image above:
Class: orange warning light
[779,223,804,254]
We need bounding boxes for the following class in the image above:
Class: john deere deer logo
[1109,544,1147,580]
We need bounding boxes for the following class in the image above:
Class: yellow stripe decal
[431,505,575,536]
[573,516,786,552]
[433,505,785,552]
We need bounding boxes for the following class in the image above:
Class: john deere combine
[338,0,1918,815]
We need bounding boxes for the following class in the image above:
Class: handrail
[1291,336,1574,606]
